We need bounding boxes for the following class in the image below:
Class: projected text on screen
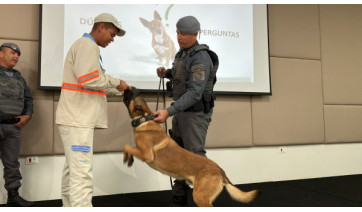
[39,4,270,94]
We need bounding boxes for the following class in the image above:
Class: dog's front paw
[123,152,129,164]
[127,155,134,167]
[123,153,134,167]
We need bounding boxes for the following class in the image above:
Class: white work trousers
[58,125,94,207]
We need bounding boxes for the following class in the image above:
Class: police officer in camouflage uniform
[0,43,34,207]
[154,16,219,206]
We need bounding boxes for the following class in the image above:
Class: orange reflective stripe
[77,70,100,84]
[61,83,106,96]
[79,75,99,84]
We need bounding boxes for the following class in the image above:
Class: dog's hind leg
[192,175,224,207]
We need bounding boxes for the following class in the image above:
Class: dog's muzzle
[123,87,139,106]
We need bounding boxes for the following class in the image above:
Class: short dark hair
[91,22,118,32]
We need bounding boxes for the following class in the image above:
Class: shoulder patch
[191,64,205,81]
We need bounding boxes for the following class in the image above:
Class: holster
[169,129,184,148]
[166,81,173,97]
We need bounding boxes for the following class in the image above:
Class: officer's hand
[157,67,167,78]
[153,110,169,123]
[117,80,131,92]
[14,115,31,128]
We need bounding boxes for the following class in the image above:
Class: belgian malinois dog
[122,88,259,207]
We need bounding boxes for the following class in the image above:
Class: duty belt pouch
[193,100,204,112]
[203,93,215,113]
[203,99,211,113]
[166,80,173,97]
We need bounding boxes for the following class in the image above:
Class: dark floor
[2,174,362,207]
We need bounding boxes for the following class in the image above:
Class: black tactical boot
[7,190,34,207]
[169,179,190,206]
[169,195,188,207]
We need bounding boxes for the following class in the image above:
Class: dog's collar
[131,115,158,128]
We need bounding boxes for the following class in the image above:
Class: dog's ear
[154,11,162,21]
[139,17,150,27]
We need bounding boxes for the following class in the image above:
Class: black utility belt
[0,118,20,124]
[183,99,214,113]
[184,100,204,112]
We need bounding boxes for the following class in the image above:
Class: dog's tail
[223,174,259,203]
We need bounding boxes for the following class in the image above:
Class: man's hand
[157,67,167,78]
[14,114,31,128]
[117,80,132,92]
[153,110,169,123]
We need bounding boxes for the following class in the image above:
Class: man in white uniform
[56,13,131,207]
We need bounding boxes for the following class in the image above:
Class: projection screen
[39,4,270,94]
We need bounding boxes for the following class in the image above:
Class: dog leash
[156,77,174,190]
[156,77,168,133]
